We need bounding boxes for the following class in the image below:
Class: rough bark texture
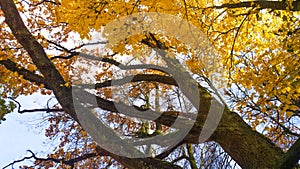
[190,87,285,168]
[278,138,300,168]
[0,1,181,168]
[0,0,299,168]
[211,1,300,11]
[213,110,284,168]
[0,0,77,121]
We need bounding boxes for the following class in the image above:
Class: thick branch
[1,1,294,168]
[74,89,194,127]
[0,59,49,88]
[76,74,177,89]
[0,0,77,121]
[278,138,300,168]
[186,144,197,169]
[140,32,288,168]
[212,109,285,168]
[207,1,300,11]
[0,2,184,168]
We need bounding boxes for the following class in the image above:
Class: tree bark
[209,1,300,11]
[212,110,284,168]
[0,0,298,168]
[0,1,181,168]
[183,87,285,168]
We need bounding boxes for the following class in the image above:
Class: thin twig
[8,97,63,114]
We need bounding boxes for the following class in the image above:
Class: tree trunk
[0,0,293,168]
[212,110,284,168]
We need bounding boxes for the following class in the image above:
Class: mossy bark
[1,0,297,168]
[213,110,284,168]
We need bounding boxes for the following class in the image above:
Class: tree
[0,0,300,168]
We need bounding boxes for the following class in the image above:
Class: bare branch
[47,39,108,54]
[229,11,251,79]
[8,97,63,114]
[3,150,100,169]
[3,150,36,169]
[78,53,169,73]
[51,49,168,73]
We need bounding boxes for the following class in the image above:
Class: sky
[0,93,54,168]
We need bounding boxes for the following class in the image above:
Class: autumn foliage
[1,0,300,168]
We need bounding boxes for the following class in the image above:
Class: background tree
[0,0,300,168]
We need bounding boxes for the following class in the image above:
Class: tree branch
[278,138,300,168]
[3,150,36,169]
[0,59,50,89]
[3,150,100,169]
[1,1,294,168]
[0,1,184,168]
[0,0,78,121]
[140,32,287,168]
[74,88,195,127]
[47,39,167,72]
[47,38,107,54]
[76,74,177,90]
[8,97,63,114]
[0,1,188,168]
[206,1,300,11]
[229,11,250,76]
[186,144,197,169]
[78,53,169,72]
